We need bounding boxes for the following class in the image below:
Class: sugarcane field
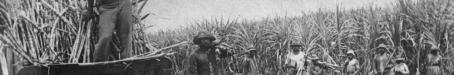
[1,0,454,75]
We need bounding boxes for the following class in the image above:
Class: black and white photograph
[0,0,453,75]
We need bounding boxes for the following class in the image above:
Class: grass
[0,0,155,64]
[146,0,454,75]
[0,0,453,75]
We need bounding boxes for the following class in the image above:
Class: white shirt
[390,63,409,75]
[286,52,306,69]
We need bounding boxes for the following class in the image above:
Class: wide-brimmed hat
[347,50,355,56]
[247,44,257,51]
[394,57,405,63]
[193,32,216,44]
[430,45,440,51]
[246,48,257,54]
[290,44,302,47]
[289,41,302,47]
[395,57,405,61]
[375,44,389,53]
[307,55,320,59]
[340,44,348,50]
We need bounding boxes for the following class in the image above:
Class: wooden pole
[0,45,13,75]
[0,47,7,75]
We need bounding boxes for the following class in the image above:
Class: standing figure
[284,44,306,75]
[375,44,390,75]
[308,57,324,75]
[389,58,409,75]
[425,46,442,75]
[344,50,360,75]
[242,46,257,75]
[191,32,220,75]
[93,0,133,62]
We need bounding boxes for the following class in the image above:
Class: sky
[141,0,397,33]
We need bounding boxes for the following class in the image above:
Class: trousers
[93,0,133,62]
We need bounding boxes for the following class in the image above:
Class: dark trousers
[94,0,133,62]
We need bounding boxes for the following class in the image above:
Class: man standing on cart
[93,0,133,62]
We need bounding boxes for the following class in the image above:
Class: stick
[46,41,188,66]
[0,46,9,75]
[47,53,165,66]
[131,41,188,57]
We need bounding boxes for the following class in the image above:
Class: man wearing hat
[307,56,324,75]
[425,45,442,75]
[374,44,391,75]
[241,45,258,75]
[93,0,134,62]
[389,58,409,75]
[344,50,360,75]
[191,32,227,75]
[284,43,306,75]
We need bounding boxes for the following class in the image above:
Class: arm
[343,60,349,70]
[401,64,410,74]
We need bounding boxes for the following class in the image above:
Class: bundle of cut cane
[0,0,171,66]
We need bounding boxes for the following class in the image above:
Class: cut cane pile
[0,0,174,65]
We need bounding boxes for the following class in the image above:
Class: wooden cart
[16,57,173,75]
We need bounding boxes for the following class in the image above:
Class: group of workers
[188,31,444,75]
[283,42,444,75]
[89,0,443,74]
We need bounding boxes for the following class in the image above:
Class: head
[430,46,440,55]
[194,32,216,48]
[290,44,302,53]
[396,60,404,64]
[199,39,216,47]
[246,49,257,58]
[376,44,388,55]
[395,58,405,64]
[308,56,321,64]
[347,50,355,58]
[377,48,387,55]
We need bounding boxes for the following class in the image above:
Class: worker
[425,46,442,75]
[242,45,257,75]
[389,58,409,75]
[344,50,360,75]
[191,32,233,75]
[93,0,133,62]
[284,43,306,75]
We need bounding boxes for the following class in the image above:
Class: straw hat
[394,57,405,60]
[246,48,257,54]
[290,44,302,47]
[394,57,405,63]
[193,32,216,44]
[307,55,320,60]
[376,44,389,53]
[290,41,302,47]
[347,50,355,56]
[430,45,440,51]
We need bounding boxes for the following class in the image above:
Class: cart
[16,57,173,75]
